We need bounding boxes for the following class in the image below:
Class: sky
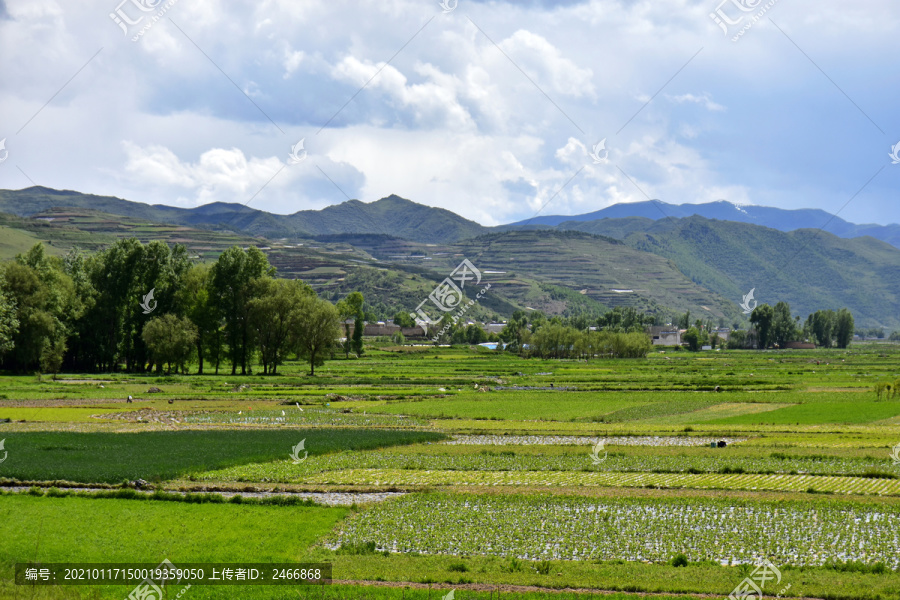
[0,0,898,227]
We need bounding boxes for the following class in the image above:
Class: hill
[324,230,745,323]
[560,216,900,330]
[2,186,899,327]
[0,188,488,244]
[506,200,900,249]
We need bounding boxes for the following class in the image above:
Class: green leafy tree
[682,327,700,351]
[211,246,275,375]
[82,238,142,370]
[807,309,836,347]
[597,306,652,333]
[771,301,798,348]
[499,311,529,352]
[393,311,416,328]
[528,311,547,333]
[336,292,364,358]
[425,310,455,344]
[40,337,66,377]
[834,308,854,349]
[79,238,188,371]
[465,324,488,344]
[727,330,747,349]
[0,289,18,355]
[750,304,775,349]
[293,296,340,376]
[176,264,219,374]
[61,249,95,370]
[352,314,365,357]
[142,313,197,374]
[1,246,76,372]
[249,278,314,374]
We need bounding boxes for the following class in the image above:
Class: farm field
[2,344,900,599]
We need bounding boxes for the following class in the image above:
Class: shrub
[535,560,552,575]
[337,541,379,555]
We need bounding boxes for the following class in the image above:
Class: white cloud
[283,48,305,77]
[666,92,724,111]
[122,142,286,205]
[496,29,595,99]
[0,0,897,226]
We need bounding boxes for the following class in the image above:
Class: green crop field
[2,343,900,599]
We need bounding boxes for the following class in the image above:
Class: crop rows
[444,435,749,446]
[184,408,428,428]
[303,468,900,495]
[333,493,900,567]
[194,450,893,482]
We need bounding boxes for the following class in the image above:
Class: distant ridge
[1,186,900,328]
[0,188,488,244]
[504,199,900,249]
[2,187,898,247]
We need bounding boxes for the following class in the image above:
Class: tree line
[673,302,856,351]
[746,302,854,349]
[497,307,652,359]
[0,240,347,375]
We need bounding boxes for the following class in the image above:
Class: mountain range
[506,199,900,250]
[1,186,898,330]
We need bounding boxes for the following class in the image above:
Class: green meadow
[2,343,900,599]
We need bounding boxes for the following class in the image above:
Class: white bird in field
[238,411,242,415]
[282,410,286,416]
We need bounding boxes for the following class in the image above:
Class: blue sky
[0,0,897,226]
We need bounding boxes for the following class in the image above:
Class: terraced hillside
[558,216,900,329]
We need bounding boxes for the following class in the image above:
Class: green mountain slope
[0,188,487,244]
[560,216,900,329]
[3,186,898,327]
[289,195,488,242]
[506,199,900,249]
[325,230,745,323]
[0,223,64,260]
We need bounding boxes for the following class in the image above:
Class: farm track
[0,485,404,505]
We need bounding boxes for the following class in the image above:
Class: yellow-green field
[2,343,900,599]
